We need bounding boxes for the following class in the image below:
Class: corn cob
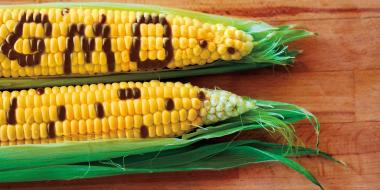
[0,80,254,143]
[0,7,253,78]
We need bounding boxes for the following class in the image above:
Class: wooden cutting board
[0,0,379,189]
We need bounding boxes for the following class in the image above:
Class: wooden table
[1,0,379,189]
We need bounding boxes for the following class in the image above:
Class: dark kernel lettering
[130,37,140,62]
[30,38,38,52]
[227,47,235,54]
[163,25,171,37]
[137,16,145,24]
[57,105,66,121]
[132,23,140,36]
[126,88,133,99]
[132,87,141,99]
[78,24,85,35]
[63,51,71,74]
[159,16,167,25]
[27,13,33,22]
[68,24,77,37]
[10,97,17,110]
[33,53,41,65]
[95,102,104,118]
[144,14,152,24]
[93,23,102,36]
[66,37,74,52]
[106,52,115,72]
[102,25,110,37]
[102,38,111,51]
[6,109,16,125]
[0,43,10,55]
[44,22,52,37]
[81,37,89,51]
[47,122,56,138]
[8,49,19,60]
[118,88,127,100]
[26,54,34,66]
[100,14,106,24]
[62,8,70,16]
[165,98,174,111]
[42,15,49,23]
[14,22,23,36]
[152,15,159,24]
[6,33,18,45]
[89,38,95,51]
[34,13,41,23]
[18,56,26,67]
[199,40,208,48]
[37,39,45,53]
[84,52,92,63]
[140,125,148,138]
[197,91,206,100]
[36,88,45,95]
[20,13,27,23]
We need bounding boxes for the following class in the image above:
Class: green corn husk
[0,99,338,190]
[0,3,314,90]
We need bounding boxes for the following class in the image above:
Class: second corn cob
[0,80,254,142]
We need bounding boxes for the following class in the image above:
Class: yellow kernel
[125,115,133,129]
[162,111,170,125]
[134,115,142,128]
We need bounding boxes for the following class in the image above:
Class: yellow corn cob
[0,7,253,78]
[0,80,255,143]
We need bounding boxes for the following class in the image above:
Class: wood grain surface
[0,0,379,189]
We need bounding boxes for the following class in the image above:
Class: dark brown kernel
[10,97,17,110]
[100,14,106,24]
[14,22,23,36]
[26,54,34,66]
[165,98,174,111]
[102,38,111,52]
[117,88,127,100]
[37,39,45,53]
[84,52,91,63]
[33,53,41,65]
[227,47,235,54]
[6,33,18,45]
[132,23,140,36]
[106,52,115,72]
[78,24,85,35]
[199,40,208,48]
[30,38,38,51]
[27,13,33,22]
[137,15,145,24]
[81,37,89,51]
[152,15,159,24]
[159,16,167,25]
[94,102,104,118]
[6,109,16,125]
[68,24,77,37]
[130,37,140,62]
[36,88,45,95]
[144,14,152,24]
[66,37,74,52]
[163,25,171,37]
[93,23,102,36]
[18,56,26,67]
[0,43,10,54]
[41,15,49,23]
[20,13,27,23]
[8,49,19,60]
[140,125,148,138]
[34,13,41,23]
[125,88,133,99]
[44,22,52,36]
[102,25,110,37]
[62,8,70,16]
[47,122,56,138]
[63,51,71,74]
[197,91,206,100]
[57,105,66,121]
[132,87,141,99]
[89,38,95,51]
